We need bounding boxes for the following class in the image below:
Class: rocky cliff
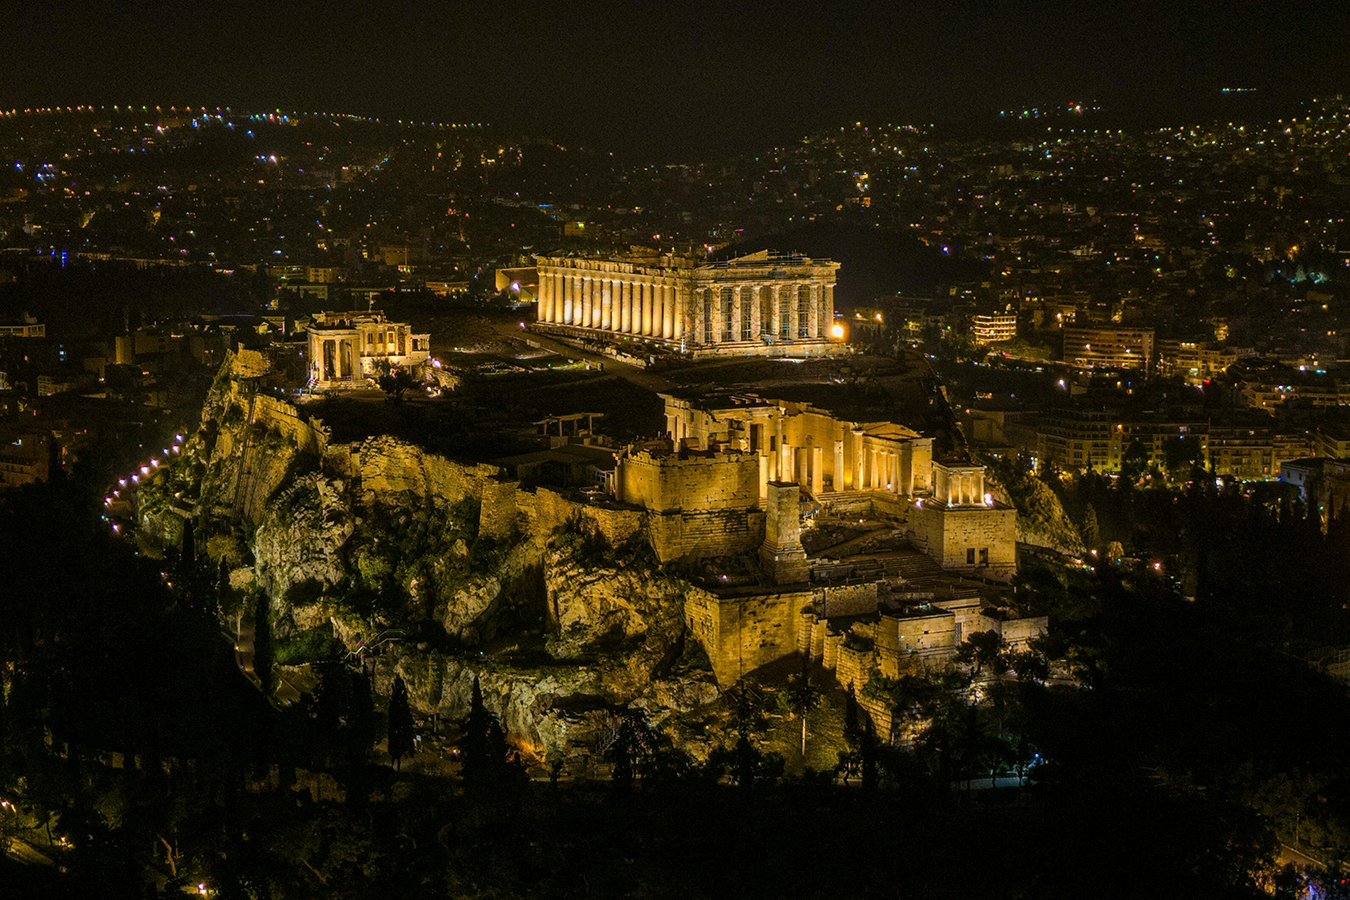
[164,351,720,764]
[987,467,1086,558]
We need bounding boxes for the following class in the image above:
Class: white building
[305,311,430,389]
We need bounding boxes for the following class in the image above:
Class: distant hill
[718,216,987,308]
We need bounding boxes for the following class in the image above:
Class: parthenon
[532,249,841,356]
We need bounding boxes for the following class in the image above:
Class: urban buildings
[1062,324,1155,371]
[971,311,1017,344]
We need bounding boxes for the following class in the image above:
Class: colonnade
[937,467,987,507]
[689,282,833,345]
[851,437,915,497]
[535,267,681,341]
[535,266,836,347]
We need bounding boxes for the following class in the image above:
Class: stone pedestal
[760,481,809,585]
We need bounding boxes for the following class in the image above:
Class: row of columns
[536,268,681,341]
[691,282,834,345]
[314,336,357,383]
[853,439,913,497]
[944,471,986,506]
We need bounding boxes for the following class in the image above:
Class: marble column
[730,288,743,343]
[749,284,762,339]
[619,279,631,333]
[639,281,651,335]
[561,274,572,324]
[821,283,834,337]
[789,284,800,339]
[658,283,669,340]
[833,440,844,493]
[811,447,824,495]
[807,285,820,338]
[673,283,685,340]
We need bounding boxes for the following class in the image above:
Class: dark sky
[1,0,1347,159]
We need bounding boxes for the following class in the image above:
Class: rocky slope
[156,350,721,764]
[986,467,1086,558]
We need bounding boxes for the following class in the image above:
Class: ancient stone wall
[617,449,759,513]
[479,479,521,540]
[648,508,765,563]
[340,436,500,507]
[684,587,811,686]
[817,582,879,617]
[989,614,1049,650]
[904,503,1017,581]
[531,488,647,549]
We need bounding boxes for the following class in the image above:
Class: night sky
[1,0,1347,158]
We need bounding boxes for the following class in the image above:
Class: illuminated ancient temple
[532,250,841,357]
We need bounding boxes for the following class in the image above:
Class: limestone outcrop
[172,351,723,762]
[987,470,1086,558]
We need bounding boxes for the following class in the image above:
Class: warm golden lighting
[830,323,845,339]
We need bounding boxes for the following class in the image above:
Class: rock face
[253,474,354,598]
[174,351,722,762]
[364,529,711,760]
[988,471,1086,558]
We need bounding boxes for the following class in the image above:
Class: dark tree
[377,360,422,403]
[956,630,1007,678]
[460,675,511,786]
[1120,440,1151,483]
[861,717,879,792]
[387,674,415,771]
[252,594,275,697]
[605,708,645,793]
[1081,502,1100,549]
[180,518,196,568]
[783,658,822,759]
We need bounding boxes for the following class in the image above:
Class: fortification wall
[617,450,759,513]
[326,436,501,507]
[531,488,647,549]
[817,582,879,617]
[905,503,1017,581]
[684,587,811,686]
[649,508,765,562]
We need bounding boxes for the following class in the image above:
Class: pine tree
[387,674,415,771]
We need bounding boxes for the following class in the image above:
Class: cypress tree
[1081,503,1100,550]
[461,675,510,785]
[252,594,274,697]
[387,674,415,771]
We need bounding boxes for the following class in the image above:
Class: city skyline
[1,1,1347,158]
